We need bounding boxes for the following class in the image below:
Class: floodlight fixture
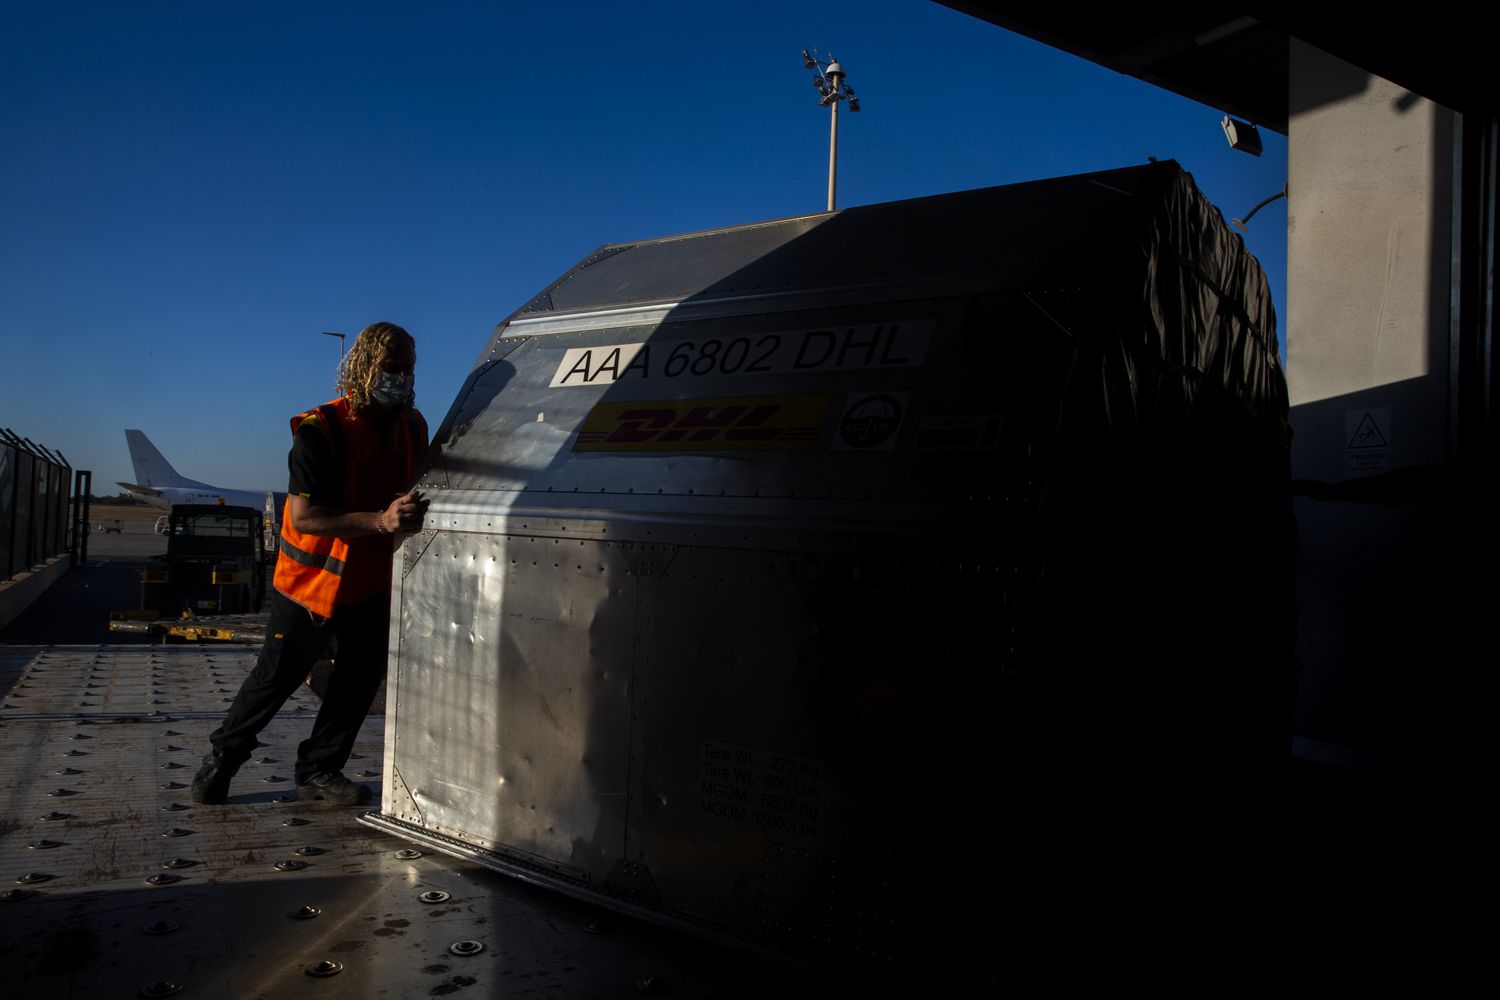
[1221,115,1263,156]
[800,48,863,211]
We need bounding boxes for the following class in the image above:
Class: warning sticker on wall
[574,394,829,451]
[1345,408,1391,473]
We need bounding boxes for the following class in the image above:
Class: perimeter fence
[1,428,78,580]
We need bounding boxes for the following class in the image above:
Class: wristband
[376,513,390,535]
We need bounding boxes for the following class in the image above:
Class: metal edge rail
[355,811,843,982]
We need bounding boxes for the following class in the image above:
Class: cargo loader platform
[107,612,271,644]
[0,645,832,998]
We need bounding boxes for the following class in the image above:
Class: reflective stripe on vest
[277,534,347,577]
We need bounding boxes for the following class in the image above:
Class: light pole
[803,49,861,211]
[321,331,346,361]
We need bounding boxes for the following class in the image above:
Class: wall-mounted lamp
[1231,184,1288,233]
[1222,115,1263,157]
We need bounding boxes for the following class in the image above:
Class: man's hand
[289,492,432,539]
[381,490,430,536]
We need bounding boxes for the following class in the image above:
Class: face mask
[370,371,411,408]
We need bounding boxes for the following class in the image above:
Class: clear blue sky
[2,1,1287,494]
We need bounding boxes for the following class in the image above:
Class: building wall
[1286,40,1454,762]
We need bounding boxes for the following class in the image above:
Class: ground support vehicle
[361,161,1293,988]
[138,504,266,616]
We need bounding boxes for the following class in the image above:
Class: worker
[192,322,430,806]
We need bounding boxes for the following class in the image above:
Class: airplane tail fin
[124,429,190,487]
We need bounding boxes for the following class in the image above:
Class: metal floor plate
[0,646,834,999]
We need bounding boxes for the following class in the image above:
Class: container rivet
[635,974,673,994]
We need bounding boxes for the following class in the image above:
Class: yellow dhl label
[574,394,830,451]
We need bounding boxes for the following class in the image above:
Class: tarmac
[1,521,1410,995]
[1,526,857,998]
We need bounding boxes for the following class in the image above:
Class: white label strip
[548,320,933,388]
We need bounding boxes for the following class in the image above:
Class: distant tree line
[87,491,149,505]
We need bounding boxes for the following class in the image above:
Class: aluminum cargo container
[362,161,1292,986]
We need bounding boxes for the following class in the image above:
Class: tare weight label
[698,741,824,841]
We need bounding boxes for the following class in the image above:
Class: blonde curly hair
[337,322,416,413]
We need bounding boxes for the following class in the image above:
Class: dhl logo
[574,394,830,451]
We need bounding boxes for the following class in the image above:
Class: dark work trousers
[209,588,390,785]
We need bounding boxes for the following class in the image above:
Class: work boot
[190,750,241,805]
[297,770,372,806]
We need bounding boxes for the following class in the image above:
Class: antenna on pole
[802,48,861,211]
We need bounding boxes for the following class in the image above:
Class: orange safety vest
[273,397,426,618]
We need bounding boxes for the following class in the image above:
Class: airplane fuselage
[118,481,272,511]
